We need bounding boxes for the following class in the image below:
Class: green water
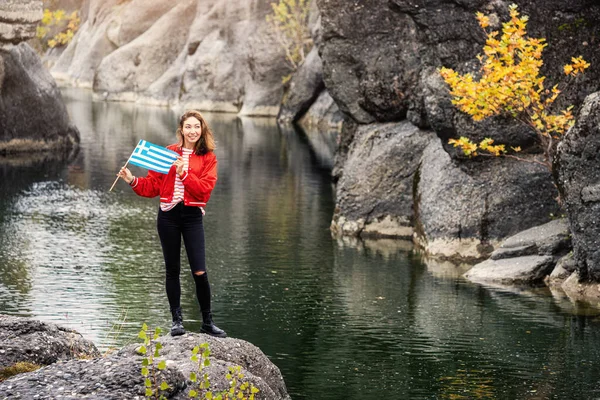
[1,88,600,399]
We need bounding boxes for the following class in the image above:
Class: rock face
[557,91,600,281]
[464,219,570,285]
[318,0,600,249]
[0,317,290,399]
[0,0,42,45]
[0,1,79,154]
[317,0,600,133]
[51,0,293,116]
[331,121,435,238]
[416,140,560,260]
[0,315,99,369]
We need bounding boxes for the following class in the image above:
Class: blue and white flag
[128,140,178,174]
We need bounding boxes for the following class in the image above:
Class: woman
[117,110,226,338]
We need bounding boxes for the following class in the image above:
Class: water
[1,89,600,399]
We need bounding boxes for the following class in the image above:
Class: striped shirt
[161,148,193,212]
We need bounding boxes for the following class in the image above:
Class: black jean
[157,203,206,310]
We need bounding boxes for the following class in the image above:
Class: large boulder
[556,91,600,281]
[0,43,79,154]
[0,320,290,399]
[330,121,435,238]
[416,139,560,260]
[0,315,99,369]
[0,0,79,155]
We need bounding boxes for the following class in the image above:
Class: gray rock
[498,218,571,255]
[331,121,435,238]
[464,255,555,285]
[545,253,576,286]
[278,47,324,123]
[0,315,99,369]
[297,90,344,133]
[557,91,600,281]
[0,43,79,154]
[0,318,290,399]
[0,0,42,45]
[416,139,560,260]
[490,244,537,260]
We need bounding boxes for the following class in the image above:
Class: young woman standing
[118,110,226,338]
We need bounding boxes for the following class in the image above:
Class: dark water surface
[1,89,600,399]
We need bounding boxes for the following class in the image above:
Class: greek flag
[129,140,178,174]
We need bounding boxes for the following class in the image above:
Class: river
[1,88,600,399]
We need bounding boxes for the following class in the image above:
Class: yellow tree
[266,0,313,83]
[439,4,589,172]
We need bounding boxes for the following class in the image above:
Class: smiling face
[182,116,202,149]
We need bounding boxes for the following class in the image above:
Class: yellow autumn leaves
[36,9,80,49]
[440,4,589,165]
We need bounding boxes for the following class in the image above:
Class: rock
[464,255,555,285]
[0,317,290,399]
[330,121,435,238]
[297,90,344,133]
[545,252,576,287]
[0,42,80,154]
[318,0,600,143]
[0,0,42,45]
[557,91,600,281]
[560,271,600,306]
[0,315,99,369]
[415,139,560,261]
[490,219,571,260]
[278,47,324,123]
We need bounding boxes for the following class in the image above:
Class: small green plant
[188,343,211,398]
[137,325,260,400]
[138,323,170,399]
[266,0,313,83]
[0,362,41,382]
[220,366,260,400]
[36,8,80,49]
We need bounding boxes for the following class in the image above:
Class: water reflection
[1,89,600,399]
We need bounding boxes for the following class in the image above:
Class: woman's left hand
[173,156,185,176]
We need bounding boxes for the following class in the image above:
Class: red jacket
[130,144,217,207]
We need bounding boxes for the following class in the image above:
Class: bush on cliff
[266,0,313,83]
[439,4,589,173]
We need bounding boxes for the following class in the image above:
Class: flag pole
[109,148,136,192]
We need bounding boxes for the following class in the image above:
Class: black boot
[170,307,185,336]
[201,312,227,338]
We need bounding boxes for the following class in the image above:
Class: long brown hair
[176,110,216,155]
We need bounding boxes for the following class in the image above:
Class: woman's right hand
[118,167,134,184]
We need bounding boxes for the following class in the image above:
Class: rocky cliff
[0,0,79,156]
[318,0,600,260]
[50,0,293,116]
